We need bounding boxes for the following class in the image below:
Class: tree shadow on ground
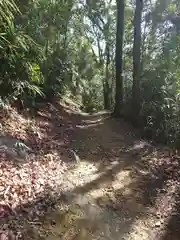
[161,193,180,240]
[58,152,180,239]
[1,102,180,239]
[0,102,152,239]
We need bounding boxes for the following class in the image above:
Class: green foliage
[80,75,104,113]
[0,0,105,111]
[117,0,180,147]
[2,0,180,147]
[0,0,44,106]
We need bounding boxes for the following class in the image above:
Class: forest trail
[30,103,180,240]
[1,101,180,239]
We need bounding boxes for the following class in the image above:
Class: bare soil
[0,100,180,240]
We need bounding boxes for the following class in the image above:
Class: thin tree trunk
[113,0,125,116]
[132,0,143,122]
[104,43,111,110]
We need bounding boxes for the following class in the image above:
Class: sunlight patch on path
[25,109,180,240]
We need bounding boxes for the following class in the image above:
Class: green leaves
[0,0,19,21]
[0,0,45,104]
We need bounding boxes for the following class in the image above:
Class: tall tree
[132,0,143,121]
[113,0,125,116]
[85,0,115,110]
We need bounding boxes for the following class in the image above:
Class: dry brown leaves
[0,105,74,238]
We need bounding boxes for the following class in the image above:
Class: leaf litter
[0,104,74,239]
[0,102,180,239]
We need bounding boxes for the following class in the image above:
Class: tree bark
[132,0,143,122]
[113,0,125,116]
[104,42,111,110]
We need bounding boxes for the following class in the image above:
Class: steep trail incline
[1,101,180,239]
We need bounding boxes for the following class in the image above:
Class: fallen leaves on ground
[0,104,76,238]
[0,102,180,239]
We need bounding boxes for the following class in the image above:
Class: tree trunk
[132,0,143,122]
[113,0,125,116]
[104,43,111,110]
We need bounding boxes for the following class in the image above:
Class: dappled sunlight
[85,169,133,200]
[76,121,104,129]
[37,202,110,240]
[2,0,180,238]
[122,181,180,240]
[1,102,180,239]
[102,169,132,193]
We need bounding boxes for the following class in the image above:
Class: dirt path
[1,103,180,239]
[31,107,180,240]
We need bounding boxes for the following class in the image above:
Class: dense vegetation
[1,0,180,145]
